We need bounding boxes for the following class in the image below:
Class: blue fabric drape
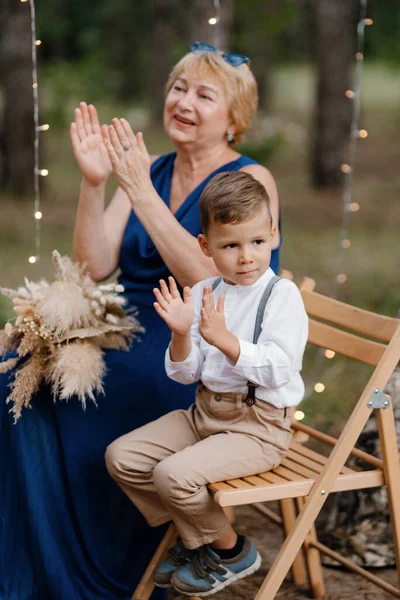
[0,153,280,600]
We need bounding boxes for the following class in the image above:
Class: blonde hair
[199,171,272,234]
[165,51,258,146]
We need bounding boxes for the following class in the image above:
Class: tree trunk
[0,0,34,196]
[312,0,355,188]
[186,0,233,50]
[151,0,180,123]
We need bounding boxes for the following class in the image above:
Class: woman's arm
[104,119,218,287]
[72,181,131,282]
[70,103,166,281]
[240,164,281,249]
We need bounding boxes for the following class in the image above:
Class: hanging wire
[333,0,369,300]
[23,0,47,265]
[303,0,372,402]
[208,0,222,48]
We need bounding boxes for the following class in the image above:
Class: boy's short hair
[199,171,272,234]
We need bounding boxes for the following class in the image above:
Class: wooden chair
[133,278,400,599]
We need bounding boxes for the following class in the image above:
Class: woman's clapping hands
[70,104,153,201]
[103,118,153,199]
[70,103,112,186]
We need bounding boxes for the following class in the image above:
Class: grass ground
[0,63,399,433]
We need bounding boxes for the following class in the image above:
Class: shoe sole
[172,551,262,597]
[153,581,173,589]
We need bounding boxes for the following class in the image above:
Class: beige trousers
[105,383,292,549]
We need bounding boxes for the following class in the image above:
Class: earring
[227,133,234,143]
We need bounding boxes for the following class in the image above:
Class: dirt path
[168,504,397,600]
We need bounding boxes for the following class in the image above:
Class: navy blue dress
[0,153,280,600]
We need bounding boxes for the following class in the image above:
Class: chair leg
[376,402,400,588]
[132,524,177,600]
[223,505,235,524]
[297,497,325,598]
[280,499,308,588]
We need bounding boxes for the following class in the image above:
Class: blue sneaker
[170,538,261,596]
[152,537,195,588]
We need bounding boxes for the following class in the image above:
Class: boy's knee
[105,437,127,480]
[153,456,198,499]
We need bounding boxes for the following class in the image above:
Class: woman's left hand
[102,118,153,201]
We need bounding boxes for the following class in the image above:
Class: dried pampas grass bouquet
[0,250,143,422]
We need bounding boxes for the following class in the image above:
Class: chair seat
[209,441,384,506]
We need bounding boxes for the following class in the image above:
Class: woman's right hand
[70,102,112,186]
[153,277,194,336]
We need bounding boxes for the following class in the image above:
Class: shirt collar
[220,267,276,293]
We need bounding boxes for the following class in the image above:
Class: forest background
[0,0,399,431]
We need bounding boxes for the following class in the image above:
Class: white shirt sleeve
[164,281,205,385]
[232,282,308,389]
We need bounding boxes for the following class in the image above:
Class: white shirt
[165,268,308,408]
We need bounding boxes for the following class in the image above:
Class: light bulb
[32,83,38,89]
[35,211,42,220]
[294,410,305,421]
[208,17,217,25]
[359,129,368,138]
[36,40,42,46]
[350,202,360,212]
[29,256,37,264]
[356,52,363,60]
[337,273,347,284]
[341,164,351,173]
[314,383,325,393]
[345,90,355,99]
[342,239,351,248]
[325,350,335,359]
[39,169,48,176]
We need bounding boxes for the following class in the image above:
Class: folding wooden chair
[133,278,400,599]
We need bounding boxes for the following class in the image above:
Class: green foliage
[238,134,283,166]
[42,56,118,129]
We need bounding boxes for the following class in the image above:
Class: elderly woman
[0,45,280,600]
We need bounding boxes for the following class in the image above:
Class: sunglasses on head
[190,41,250,68]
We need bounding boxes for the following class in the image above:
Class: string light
[294,410,305,421]
[306,0,371,401]
[336,273,347,284]
[210,0,221,48]
[20,0,50,265]
[314,383,325,394]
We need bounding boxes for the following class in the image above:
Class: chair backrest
[299,278,399,367]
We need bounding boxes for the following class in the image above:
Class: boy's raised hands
[153,277,194,336]
[198,286,227,346]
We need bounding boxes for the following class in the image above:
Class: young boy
[106,171,308,597]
